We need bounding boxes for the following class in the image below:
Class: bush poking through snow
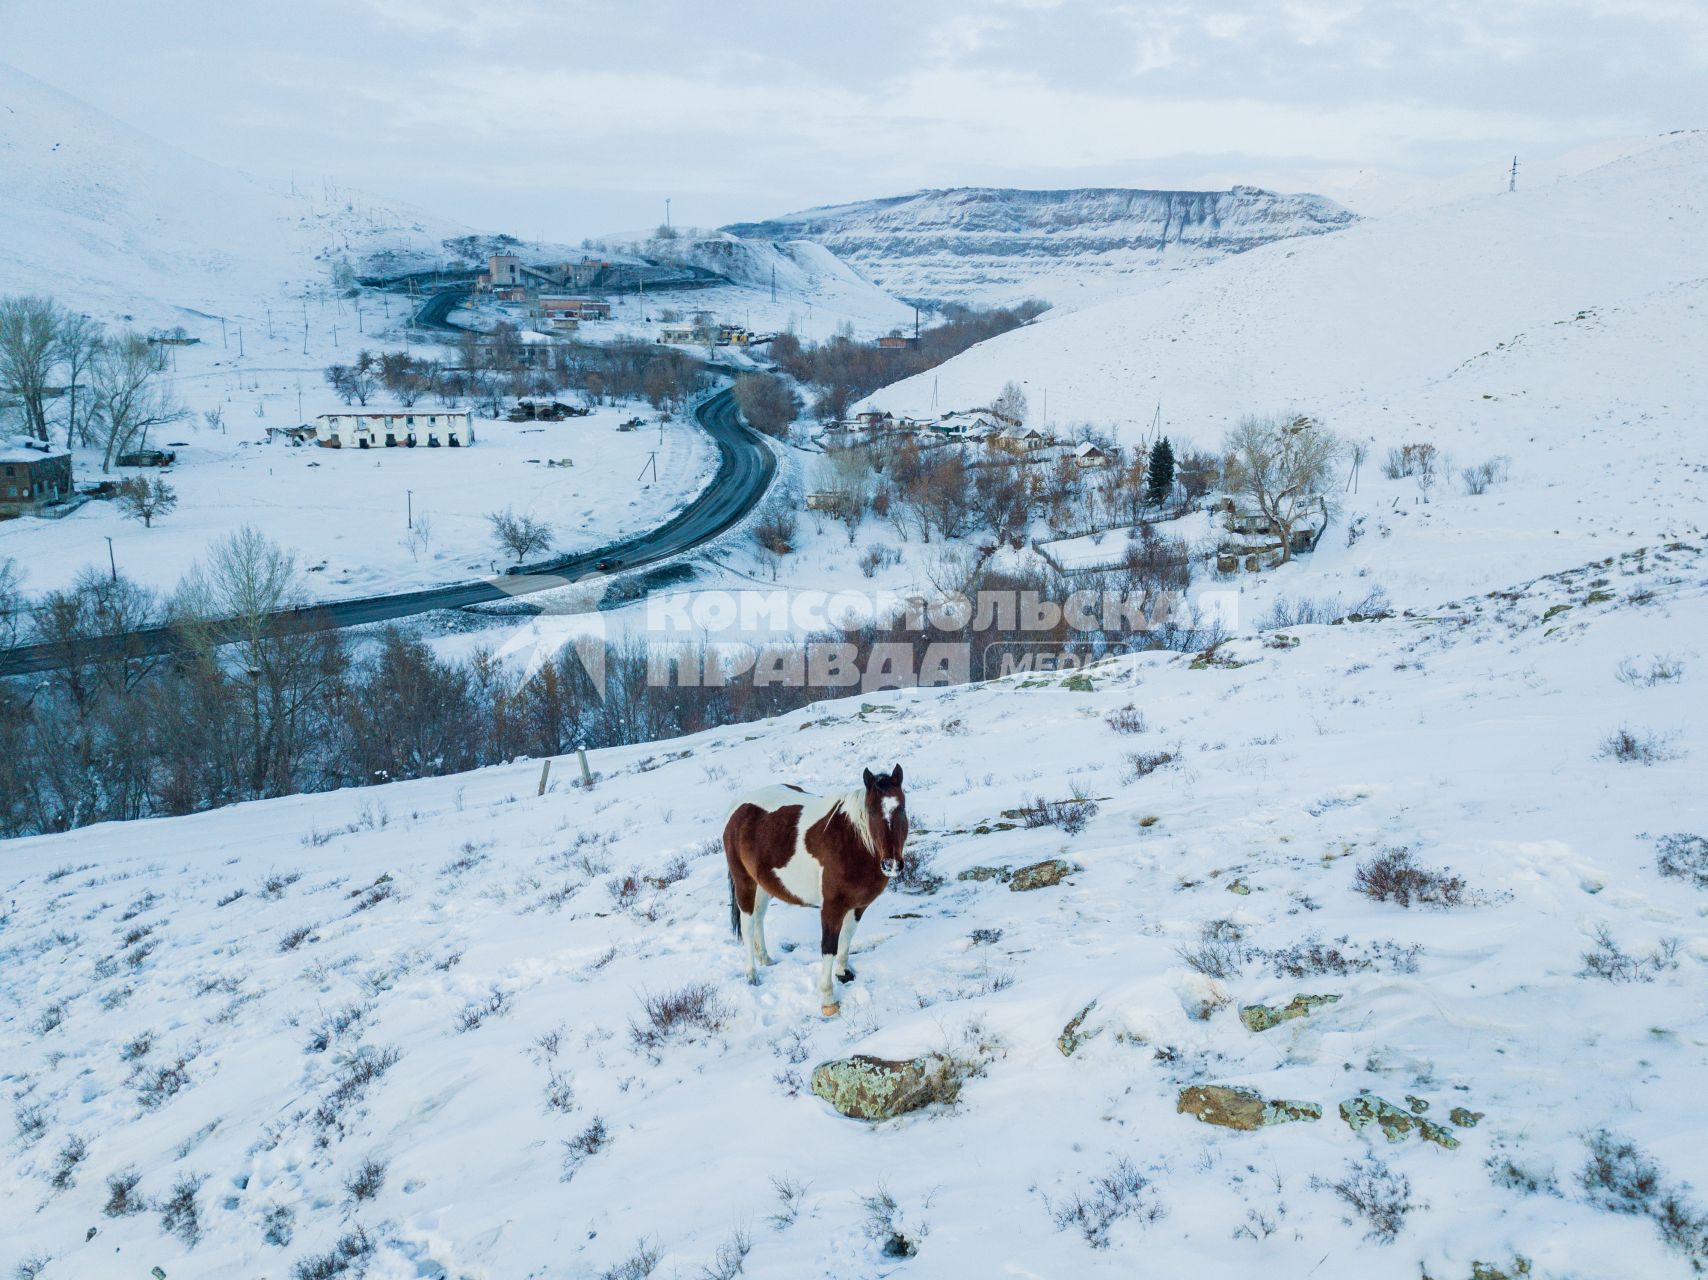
[629,983,730,1051]
[861,1186,930,1259]
[1352,849,1466,908]
[291,1227,374,1280]
[14,1103,48,1145]
[1580,1130,1708,1269]
[1124,749,1178,781]
[1579,925,1680,982]
[135,1054,194,1110]
[1598,726,1682,765]
[262,1202,295,1247]
[1176,920,1249,980]
[15,1253,51,1280]
[561,1116,610,1182]
[1319,1156,1417,1244]
[698,1228,752,1280]
[1617,655,1686,687]
[455,986,511,1033]
[1262,934,1421,978]
[159,1172,206,1247]
[892,843,945,894]
[1655,833,1708,889]
[769,1175,807,1229]
[600,1239,661,1280]
[1015,790,1101,835]
[1045,1158,1165,1248]
[1105,704,1148,735]
[344,1157,386,1204]
[103,1168,144,1216]
[48,1133,88,1191]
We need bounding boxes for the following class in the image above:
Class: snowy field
[0,395,715,602]
[3,539,1704,1279]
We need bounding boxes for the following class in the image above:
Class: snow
[0,401,715,601]
[4,540,1705,1278]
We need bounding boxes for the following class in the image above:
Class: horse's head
[862,764,908,879]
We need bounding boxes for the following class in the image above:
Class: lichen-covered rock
[1406,1095,1430,1114]
[811,1054,956,1121]
[1177,1084,1322,1131]
[1238,993,1341,1033]
[1339,1091,1460,1149]
[1009,859,1079,892]
[1470,1259,1531,1280]
[1058,1001,1099,1057]
[958,865,1013,882]
[1450,1106,1485,1128]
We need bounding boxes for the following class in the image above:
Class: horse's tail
[728,871,740,940]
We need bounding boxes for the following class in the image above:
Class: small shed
[0,436,73,514]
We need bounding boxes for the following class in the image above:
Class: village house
[851,409,897,431]
[992,424,1050,453]
[313,410,474,449]
[658,323,697,345]
[0,436,73,515]
[877,334,919,351]
[539,296,612,321]
[1074,441,1111,468]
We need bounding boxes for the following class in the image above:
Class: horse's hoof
[836,965,857,982]
[821,1002,841,1018]
[748,973,761,987]
[760,955,778,967]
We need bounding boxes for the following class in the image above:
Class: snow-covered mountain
[721,185,1359,307]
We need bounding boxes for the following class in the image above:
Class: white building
[314,410,475,449]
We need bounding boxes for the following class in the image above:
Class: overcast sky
[7,0,1704,237]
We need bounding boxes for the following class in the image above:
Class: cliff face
[722,185,1359,304]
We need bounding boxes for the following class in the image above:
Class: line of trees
[0,532,1219,838]
[769,301,1049,422]
[0,295,186,471]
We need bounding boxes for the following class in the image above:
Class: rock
[811,1054,957,1121]
[1406,1095,1430,1114]
[1471,1259,1531,1280]
[958,865,1012,883]
[1226,878,1252,895]
[1339,1091,1460,1149]
[1177,1084,1322,1131]
[1238,994,1341,1033]
[1009,859,1079,892]
[1449,1106,1485,1128]
[1058,1001,1099,1057]
[1060,673,1094,692]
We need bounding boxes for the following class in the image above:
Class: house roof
[1075,441,1105,457]
[0,435,70,464]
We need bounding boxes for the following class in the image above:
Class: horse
[723,765,908,1017]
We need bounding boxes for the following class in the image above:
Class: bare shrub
[1352,849,1465,908]
[1176,920,1249,979]
[455,986,511,1032]
[698,1228,752,1280]
[313,1045,401,1142]
[279,924,317,953]
[291,1227,375,1280]
[1014,790,1100,835]
[1580,925,1679,982]
[561,1115,610,1182]
[135,1054,193,1110]
[1105,704,1148,734]
[892,844,945,895]
[258,871,303,900]
[262,1201,295,1246]
[1617,655,1686,688]
[1485,1151,1560,1197]
[861,1186,928,1259]
[1319,1156,1416,1244]
[46,1133,88,1191]
[769,1175,807,1229]
[601,1240,661,1280]
[488,508,554,563]
[14,1103,48,1145]
[544,1070,576,1114]
[104,1168,144,1216]
[607,870,643,912]
[1124,749,1178,782]
[1046,1157,1164,1248]
[1598,726,1681,765]
[1655,833,1708,889]
[344,1157,386,1204]
[1460,457,1509,495]
[15,1252,50,1280]
[441,840,490,876]
[630,983,730,1050]
[305,1002,369,1054]
[858,544,901,578]
[159,1172,206,1247]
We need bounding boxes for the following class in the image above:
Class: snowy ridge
[3,542,1705,1278]
[722,185,1358,305]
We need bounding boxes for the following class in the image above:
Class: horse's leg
[728,855,760,986]
[752,887,776,966]
[833,908,859,982]
[818,902,844,1016]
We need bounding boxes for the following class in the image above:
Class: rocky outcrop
[811,1055,957,1121]
[1177,1084,1322,1131]
[958,865,1012,883]
[1057,1001,1099,1057]
[1009,859,1079,892]
[1239,994,1341,1033]
[1339,1091,1460,1149]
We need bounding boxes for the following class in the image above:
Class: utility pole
[220,316,227,349]
[105,537,116,582]
[665,196,671,231]
[407,488,413,529]
[637,452,658,484]
[237,326,244,358]
[1509,155,1519,193]
[770,265,777,304]
[266,304,273,339]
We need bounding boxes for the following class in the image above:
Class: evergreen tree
[1146,436,1176,506]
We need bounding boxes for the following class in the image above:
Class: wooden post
[537,758,551,796]
[576,746,593,788]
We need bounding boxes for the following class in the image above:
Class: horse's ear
[863,767,876,790]
[891,764,903,786]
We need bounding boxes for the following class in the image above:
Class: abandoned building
[313,410,475,449]
[0,436,73,515]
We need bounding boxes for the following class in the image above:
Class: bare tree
[733,373,800,437]
[0,555,23,650]
[56,313,104,446]
[992,380,1029,425]
[0,295,65,441]
[90,336,187,472]
[114,476,179,528]
[488,508,554,563]
[1223,415,1344,564]
[325,353,378,406]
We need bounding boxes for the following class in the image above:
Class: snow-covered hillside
[857,133,1708,609]
[722,185,1358,307]
[4,537,1705,1279]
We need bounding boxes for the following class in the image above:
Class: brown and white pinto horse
[723,765,908,1016]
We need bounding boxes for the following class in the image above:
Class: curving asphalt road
[0,387,775,676]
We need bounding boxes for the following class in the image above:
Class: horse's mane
[832,789,876,854]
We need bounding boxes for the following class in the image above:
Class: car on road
[594,559,621,573]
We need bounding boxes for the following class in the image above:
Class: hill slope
[3,541,1705,1279]
[722,185,1359,306]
